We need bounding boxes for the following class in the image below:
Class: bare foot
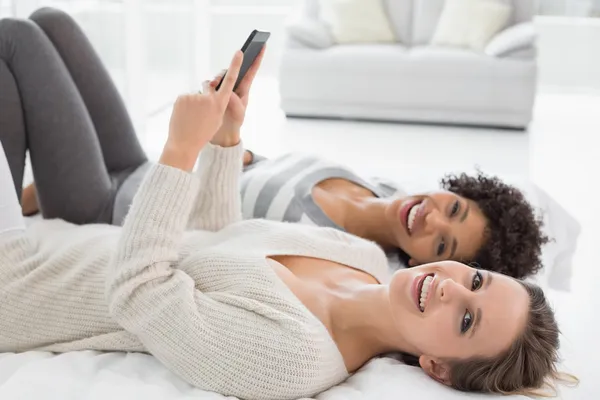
[21,182,40,216]
[243,150,253,167]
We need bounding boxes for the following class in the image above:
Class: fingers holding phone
[160,51,244,171]
[212,31,270,148]
[215,30,270,93]
[235,46,266,99]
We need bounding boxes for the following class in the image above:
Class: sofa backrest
[302,0,413,43]
[409,0,537,45]
[302,0,320,19]
[302,0,536,45]
[383,0,414,44]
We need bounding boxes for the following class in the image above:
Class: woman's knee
[0,18,44,45]
[30,7,77,35]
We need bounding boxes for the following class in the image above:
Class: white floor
[143,80,600,398]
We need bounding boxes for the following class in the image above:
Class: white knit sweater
[0,143,390,400]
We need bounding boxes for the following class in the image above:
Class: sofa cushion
[302,0,535,45]
[280,45,535,115]
[485,21,536,58]
[383,0,413,44]
[320,0,396,44]
[431,0,513,51]
[282,44,410,76]
[404,46,532,84]
[283,45,532,81]
[286,18,335,49]
[410,0,533,45]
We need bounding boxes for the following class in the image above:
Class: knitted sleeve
[188,142,244,231]
[106,164,332,400]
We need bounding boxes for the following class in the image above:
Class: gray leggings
[0,8,147,224]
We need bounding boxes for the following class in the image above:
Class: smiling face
[384,191,487,266]
[387,261,529,375]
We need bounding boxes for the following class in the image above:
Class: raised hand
[160,51,243,171]
[210,46,266,148]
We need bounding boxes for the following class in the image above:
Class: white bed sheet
[0,288,589,400]
[0,351,526,400]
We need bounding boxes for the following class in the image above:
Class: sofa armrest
[285,17,334,49]
[485,22,537,59]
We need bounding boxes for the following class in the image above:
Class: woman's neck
[341,197,399,250]
[330,284,417,369]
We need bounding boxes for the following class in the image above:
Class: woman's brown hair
[448,280,575,396]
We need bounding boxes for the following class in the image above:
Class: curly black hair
[440,171,549,279]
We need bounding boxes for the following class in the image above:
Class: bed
[3,156,589,399]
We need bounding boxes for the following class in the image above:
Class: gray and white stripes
[241,153,401,229]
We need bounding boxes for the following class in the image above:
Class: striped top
[240,153,408,272]
[240,153,404,228]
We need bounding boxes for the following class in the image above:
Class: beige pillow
[319,0,396,44]
[431,0,513,51]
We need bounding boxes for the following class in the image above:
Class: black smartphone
[216,30,270,92]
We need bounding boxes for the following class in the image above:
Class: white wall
[536,16,600,91]
[540,0,600,15]
[0,0,301,132]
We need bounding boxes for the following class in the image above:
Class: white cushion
[431,0,513,51]
[485,21,536,58]
[281,45,535,113]
[319,0,396,44]
[286,17,335,49]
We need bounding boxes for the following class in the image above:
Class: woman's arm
[186,47,265,231]
[187,142,244,231]
[106,162,307,399]
[107,55,327,398]
[107,52,255,391]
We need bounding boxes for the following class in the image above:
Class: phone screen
[216,30,270,92]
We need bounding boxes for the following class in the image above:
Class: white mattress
[0,287,588,400]
[0,351,525,400]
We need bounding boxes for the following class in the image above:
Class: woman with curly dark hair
[15,8,547,280]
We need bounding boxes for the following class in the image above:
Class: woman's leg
[0,60,27,199]
[20,149,263,217]
[0,18,114,224]
[30,7,147,174]
[242,150,267,172]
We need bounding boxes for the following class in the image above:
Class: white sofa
[279,0,538,129]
